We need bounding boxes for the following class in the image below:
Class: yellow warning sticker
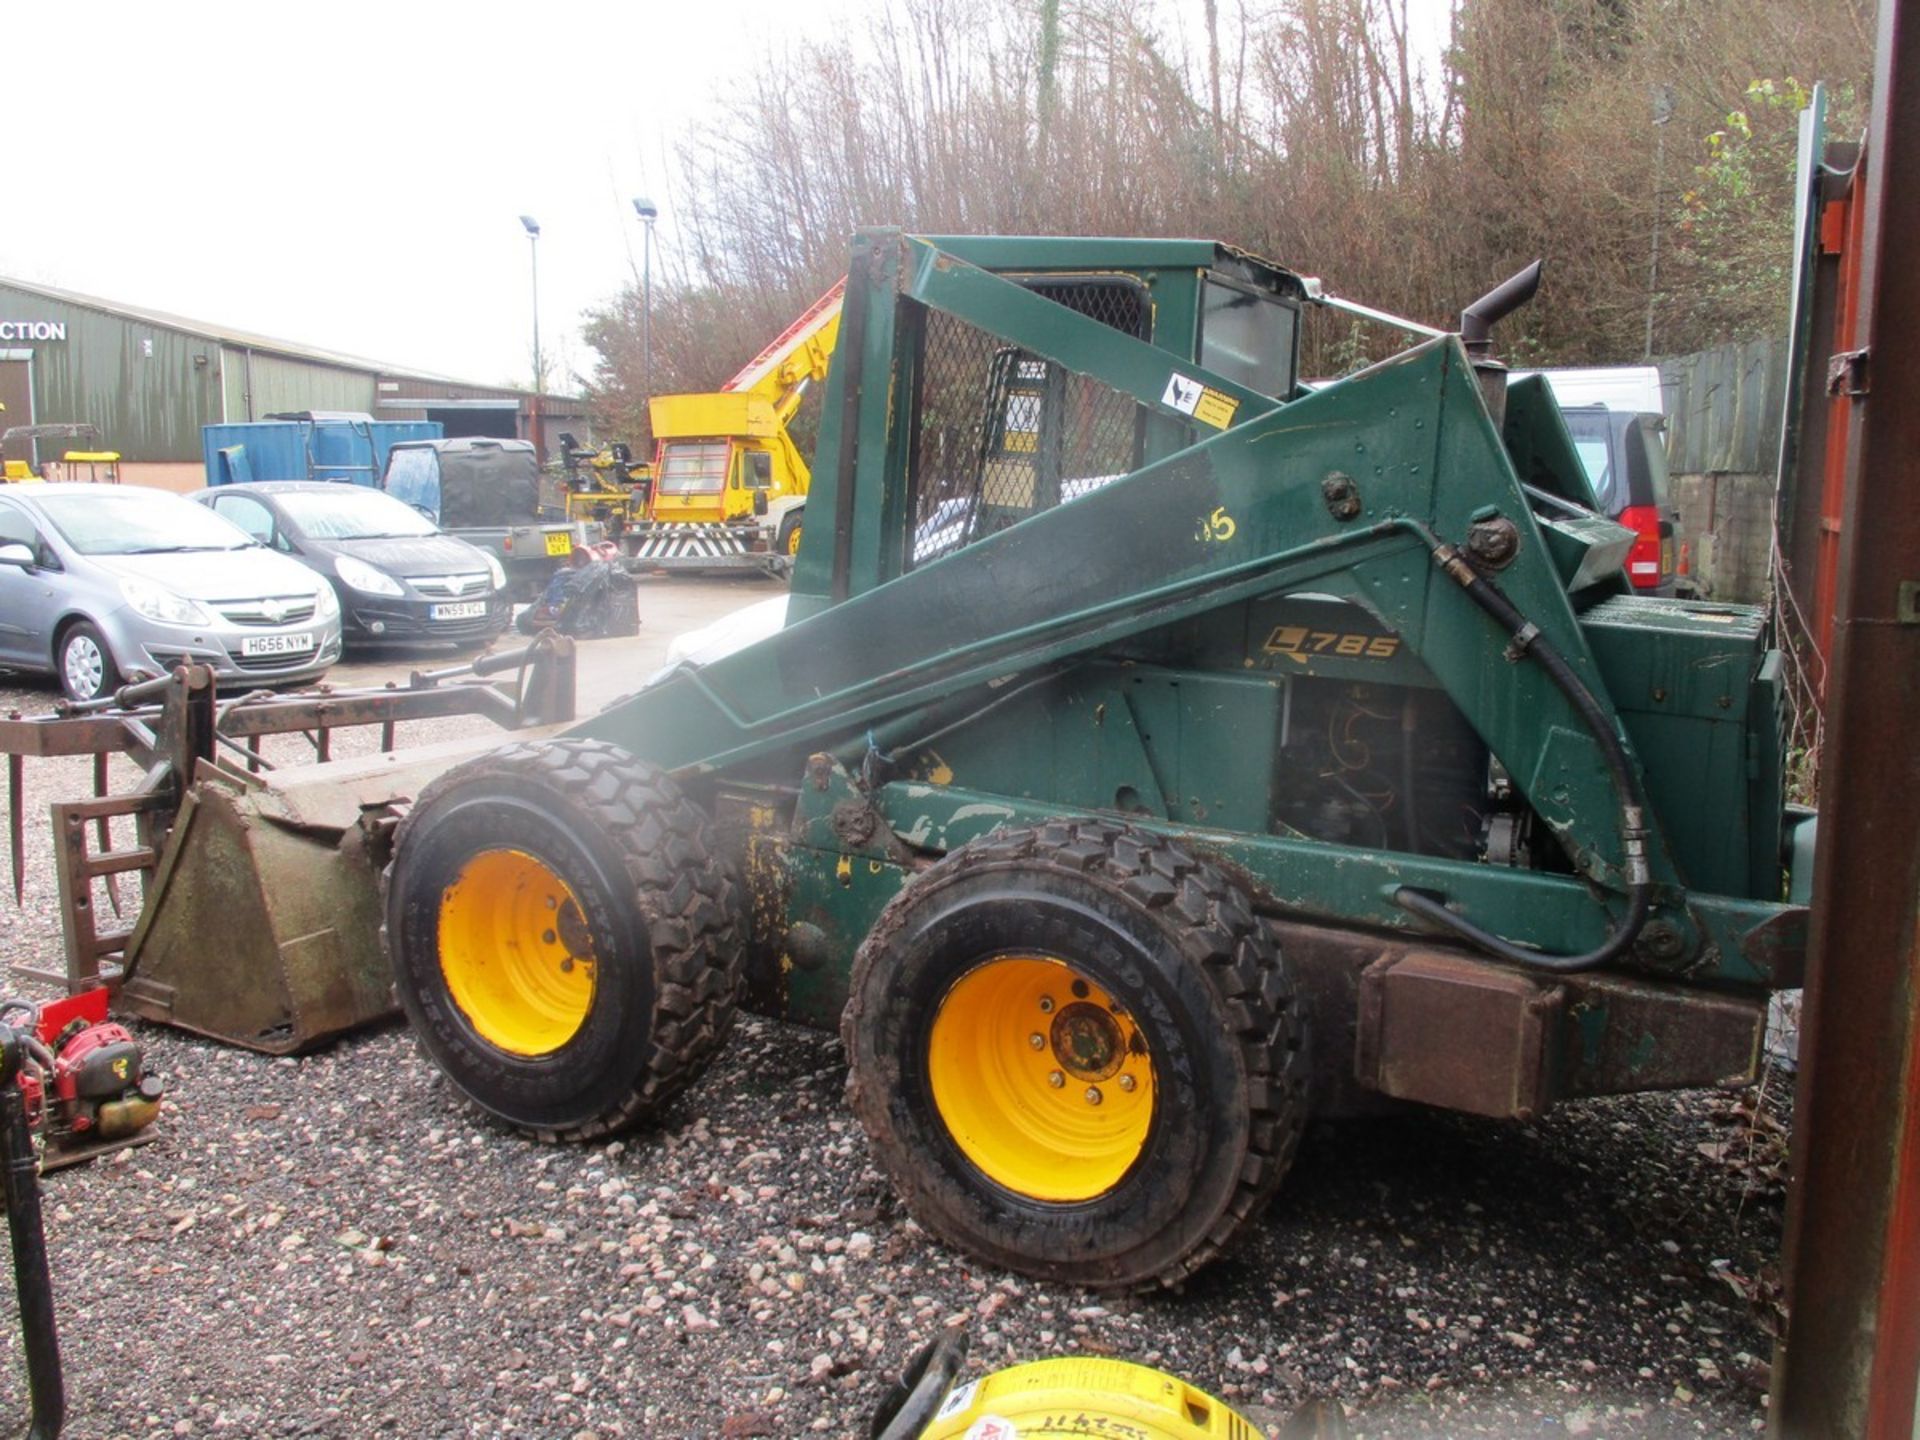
[1192,388,1239,429]
[1160,371,1240,429]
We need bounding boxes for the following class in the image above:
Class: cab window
[384,449,442,518]
[658,441,729,494]
[1562,410,1621,512]
[1199,278,1298,398]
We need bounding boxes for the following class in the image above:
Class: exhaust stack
[1459,260,1543,423]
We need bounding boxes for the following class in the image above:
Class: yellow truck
[626,281,842,575]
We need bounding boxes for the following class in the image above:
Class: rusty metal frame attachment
[2,636,574,1048]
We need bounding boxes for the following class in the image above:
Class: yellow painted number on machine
[1263,625,1400,660]
[1195,507,1236,543]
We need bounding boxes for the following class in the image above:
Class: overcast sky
[7,0,1450,393]
[5,0,841,389]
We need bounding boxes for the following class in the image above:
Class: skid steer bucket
[3,640,577,1054]
[118,769,392,1053]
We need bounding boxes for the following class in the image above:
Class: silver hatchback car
[0,483,342,701]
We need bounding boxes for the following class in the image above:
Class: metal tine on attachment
[7,750,21,906]
[94,753,122,918]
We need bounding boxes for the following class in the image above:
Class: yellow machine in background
[1,424,120,484]
[627,281,842,574]
[552,434,648,530]
[49,451,121,484]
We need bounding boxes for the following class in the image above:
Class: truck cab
[647,395,792,531]
[632,282,844,570]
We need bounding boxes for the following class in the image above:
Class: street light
[1644,87,1675,361]
[632,197,658,403]
[519,214,542,395]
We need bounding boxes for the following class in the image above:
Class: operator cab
[905,240,1307,568]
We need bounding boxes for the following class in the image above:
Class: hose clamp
[1621,806,1651,885]
[1431,543,1479,588]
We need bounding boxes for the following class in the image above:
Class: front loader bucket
[118,772,394,1055]
[2,643,575,1053]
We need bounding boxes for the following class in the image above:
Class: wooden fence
[1655,337,1790,602]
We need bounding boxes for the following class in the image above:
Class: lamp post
[519,214,542,394]
[632,197,658,403]
[1644,86,1674,361]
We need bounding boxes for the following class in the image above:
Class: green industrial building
[0,277,589,492]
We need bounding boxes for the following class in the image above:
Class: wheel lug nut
[1047,1071,1065,1089]
[1085,1086,1103,1105]
[1118,1074,1136,1092]
[559,958,574,972]
[543,929,558,945]
[1028,1033,1046,1050]
[1038,996,1055,1013]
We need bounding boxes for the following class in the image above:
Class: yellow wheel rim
[926,956,1155,1202]
[785,521,803,556]
[438,849,597,1056]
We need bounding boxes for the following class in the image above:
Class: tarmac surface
[0,576,1789,1438]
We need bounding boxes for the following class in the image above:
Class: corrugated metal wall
[221,346,376,421]
[0,282,398,464]
[0,281,220,461]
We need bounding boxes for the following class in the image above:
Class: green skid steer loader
[12,231,1813,1291]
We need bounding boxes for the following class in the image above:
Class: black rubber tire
[56,619,121,703]
[776,510,803,558]
[383,737,743,1141]
[843,818,1307,1290]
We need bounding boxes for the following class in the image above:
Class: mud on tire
[842,818,1307,1290]
[384,737,743,1141]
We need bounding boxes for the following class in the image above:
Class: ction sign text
[0,322,67,341]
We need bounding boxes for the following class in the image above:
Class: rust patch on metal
[1355,950,1563,1120]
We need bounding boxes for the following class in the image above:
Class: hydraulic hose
[1391,527,1653,973]
[1399,691,1420,853]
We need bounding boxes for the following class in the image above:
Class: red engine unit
[7,989,164,1168]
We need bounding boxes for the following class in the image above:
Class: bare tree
[580,0,1873,438]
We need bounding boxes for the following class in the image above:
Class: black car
[191,481,512,648]
[1560,407,1684,594]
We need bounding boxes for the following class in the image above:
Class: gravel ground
[0,656,1791,1439]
